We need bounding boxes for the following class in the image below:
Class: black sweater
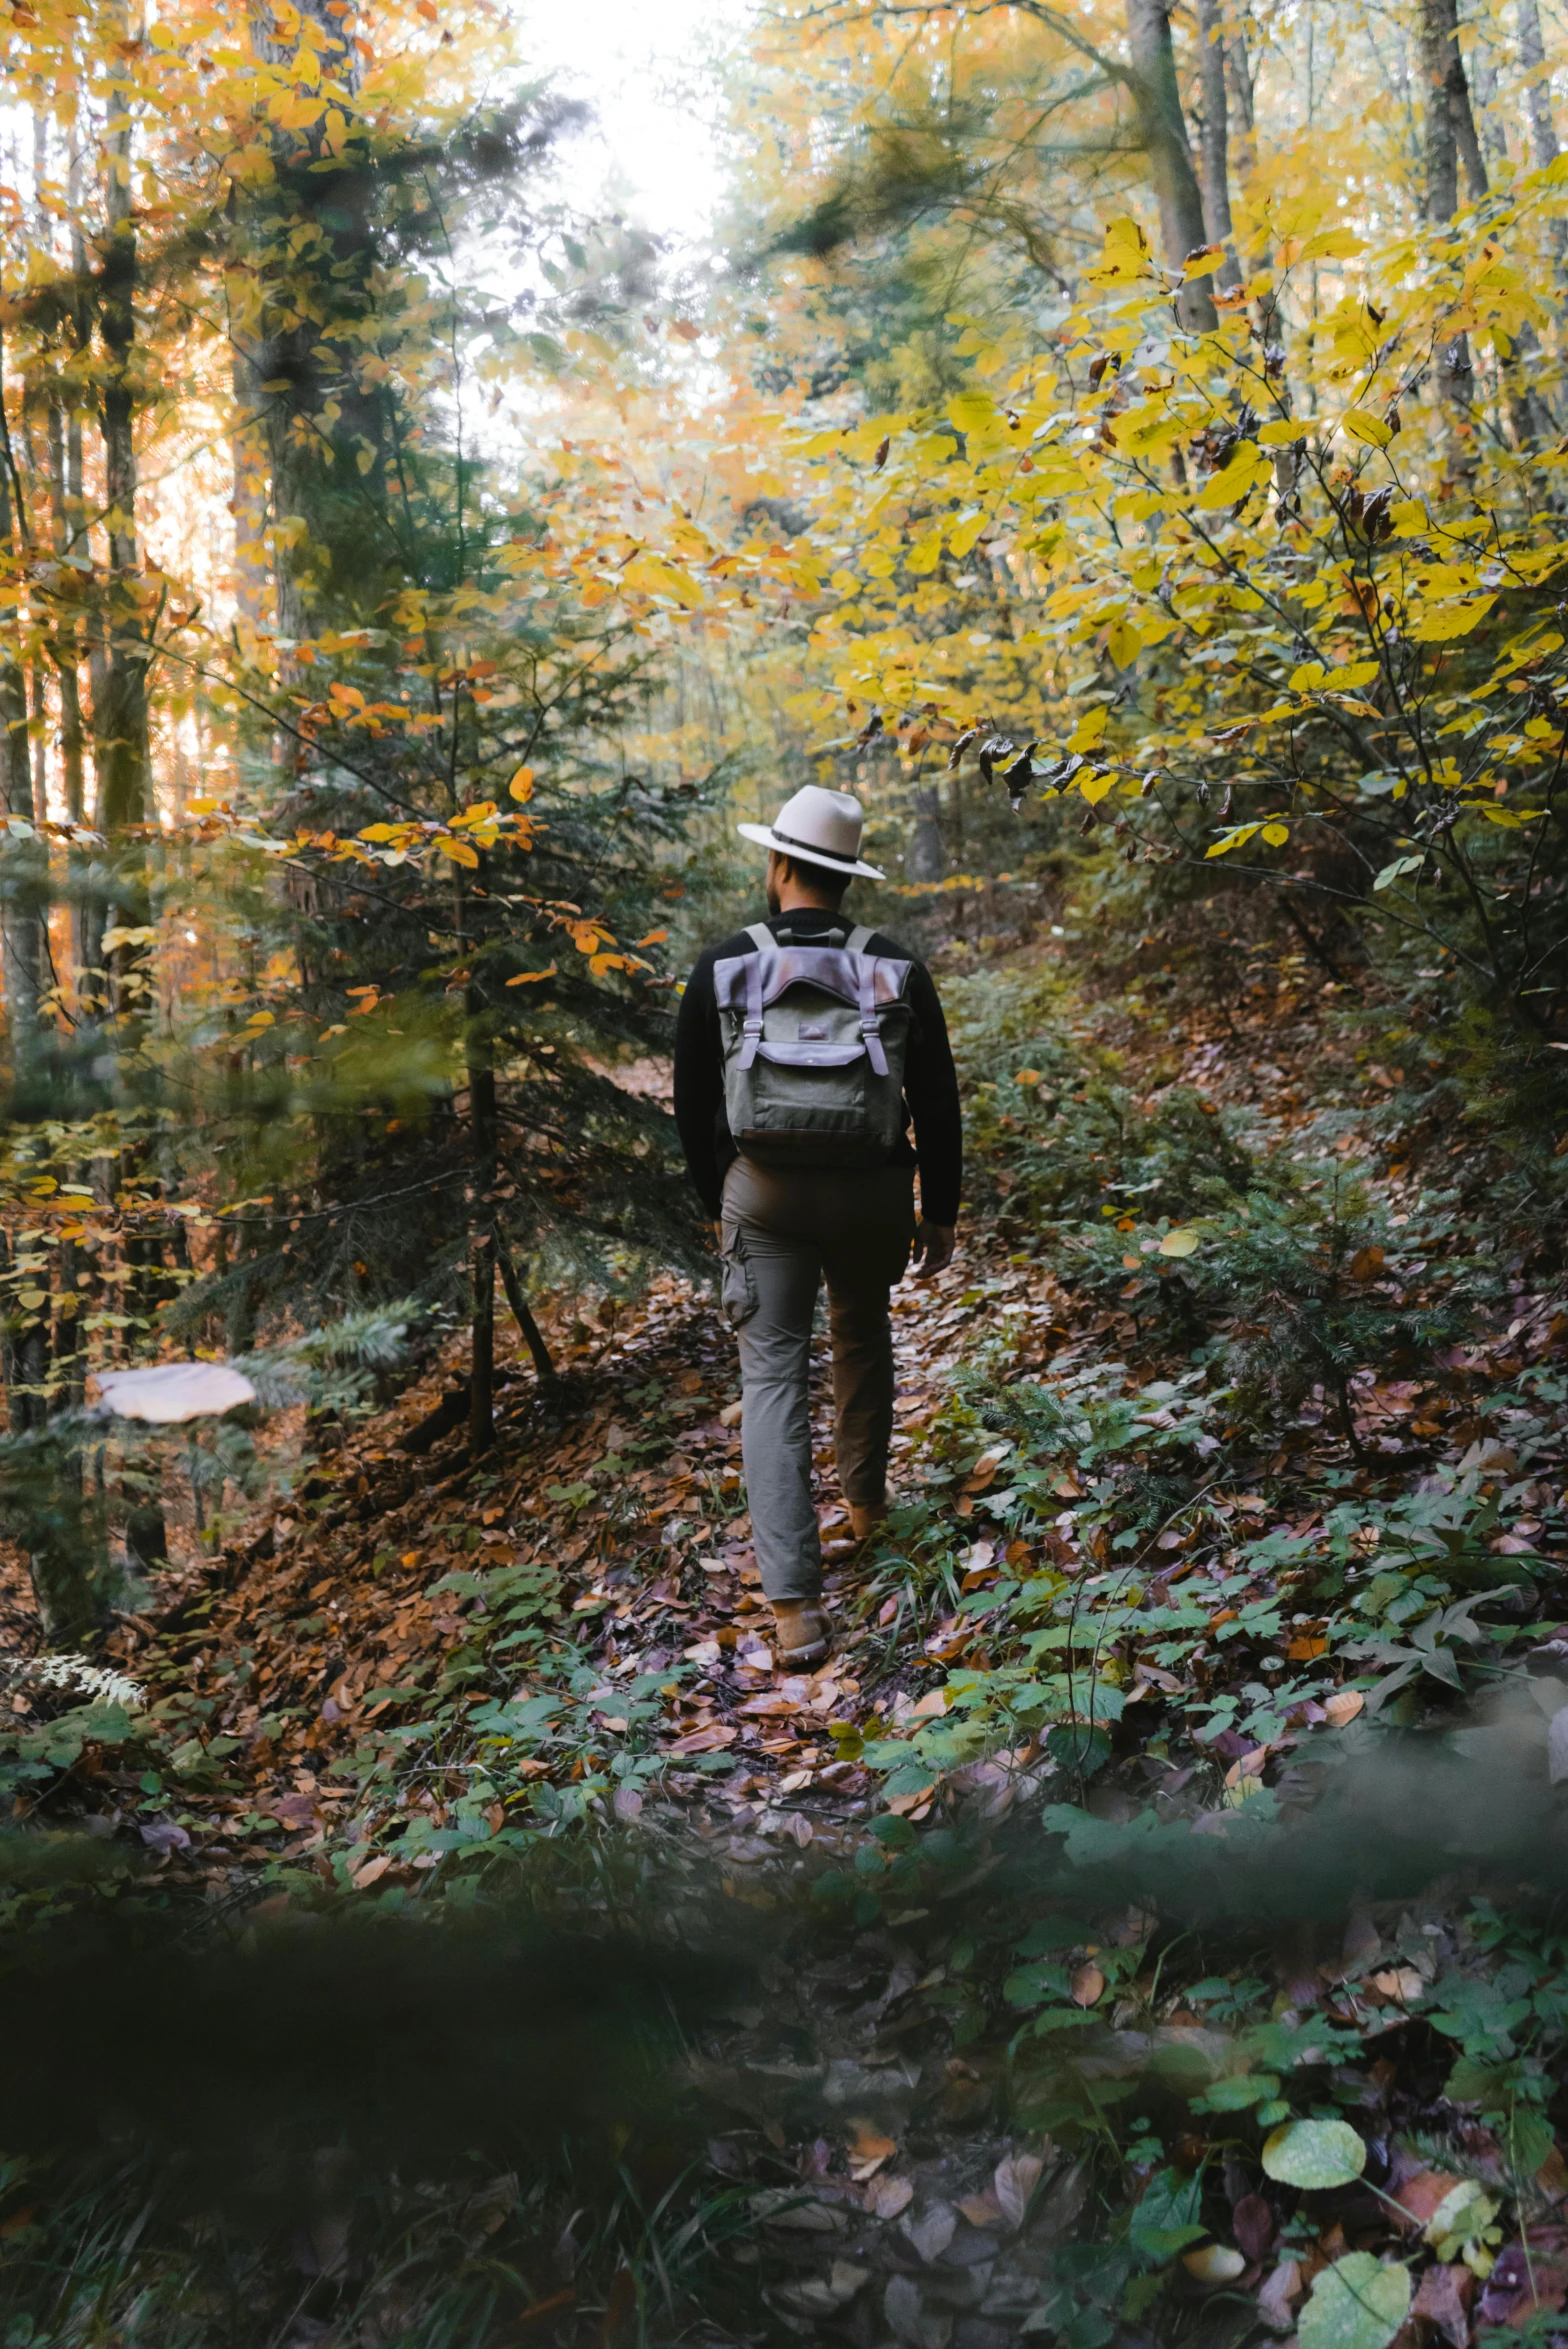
[672,907,963,1224]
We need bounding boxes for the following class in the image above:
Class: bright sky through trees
[522,0,754,246]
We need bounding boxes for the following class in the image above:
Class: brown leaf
[1412,2261,1474,2349]
[1070,1963,1105,2008]
[993,2153,1044,2229]
[956,2190,1004,2228]
[1233,2192,1274,2263]
[863,2173,915,2219]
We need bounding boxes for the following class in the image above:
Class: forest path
[96,1232,1056,1890]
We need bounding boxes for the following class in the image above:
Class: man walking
[674,786,962,1667]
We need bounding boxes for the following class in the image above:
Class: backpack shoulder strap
[745,921,775,953]
[845,923,875,954]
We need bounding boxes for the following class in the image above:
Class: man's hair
[778,853,849,908]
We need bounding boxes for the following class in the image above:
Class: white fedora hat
[737,785,885,881]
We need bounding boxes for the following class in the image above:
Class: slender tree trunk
[1421,0,1485,449]
[1124,0,1218,331]
[1519,0,1560,170]
[97,95,151,846]
[1468,29,1511,169]
[468,981,497,1456]
[496,1235,558,1394]
[1195,0,1242,290]
[1422,0,1488,218]
[0,332,44,1090]
[94,63,167,1571]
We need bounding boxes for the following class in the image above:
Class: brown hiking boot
[771,1600,831,1668]
[849,1497,890,1543]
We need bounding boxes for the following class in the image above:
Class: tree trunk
[1468,29,1511,169]
[1421,0,1485,447]
[1124,0,1218,331]
[1195,0,1242,290]
[468,980,498,1455]
[97,91,152,845]
[470,1231,494,1456]
[0,331,44,1089]
[1518,0,1559,169]
[496,1235,559,1394]
[1421,0,1488,220]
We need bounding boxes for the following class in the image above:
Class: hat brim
[736,821,885,881]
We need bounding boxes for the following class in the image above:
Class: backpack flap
[714,940,914,1166]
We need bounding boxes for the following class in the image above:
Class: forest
[7,0,1568,2342]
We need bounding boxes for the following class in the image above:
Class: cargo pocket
[719,1224,759,1328]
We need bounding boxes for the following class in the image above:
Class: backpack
[714,920,915,1169]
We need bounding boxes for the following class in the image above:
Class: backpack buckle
[859,1008,889,1078]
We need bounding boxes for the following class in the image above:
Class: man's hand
[907,1221,956,1280]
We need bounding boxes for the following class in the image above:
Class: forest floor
[8,929,1568,2349]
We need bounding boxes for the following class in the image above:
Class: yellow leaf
[1257,419,1304,446]
[1086,214,1154,286]
[1340,408,1392,447]
[1408,597,1495,642]
[1391,499,1427,536]
[622,552,704,608]
[949,509,989,558]
[1205,823,1263,859]
[1066,706,1109,754]
[1159,1228,1201,1257]
[1261,822,1290,846]
[1078,770,1116,806]
[1181,243,1227,279]
[1298,227,1367,262]
[1289,661,1327,691]
[1106,619,1143,668]
[947,392,998,436]
[435,836,479,867]
[509,767,535,802]
[907,535,944,576]
[1195,446,1269,508]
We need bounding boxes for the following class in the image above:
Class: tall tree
[0,330,44,1094]
[1518,0,1560,169]
[1194,0,1242,291]
[1421,0,1489,222]
[1124,0,1217,330]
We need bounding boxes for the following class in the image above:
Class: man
[674,785,962,1667]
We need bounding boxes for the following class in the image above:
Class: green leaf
[1298,2254,1410,2349]
[1261,2118,1367,2190]
[1372,854,1424,892]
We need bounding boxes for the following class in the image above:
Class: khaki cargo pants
[719,1156,917,1604]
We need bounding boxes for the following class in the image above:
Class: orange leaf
[634,928,668,948]
[505,963,558,986]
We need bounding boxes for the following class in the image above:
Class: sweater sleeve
[673,951,726,1219]
[903,965,963,1226]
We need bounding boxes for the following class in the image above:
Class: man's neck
[770,891,843,918]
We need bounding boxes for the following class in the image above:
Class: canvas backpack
[714,920,915,1168]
